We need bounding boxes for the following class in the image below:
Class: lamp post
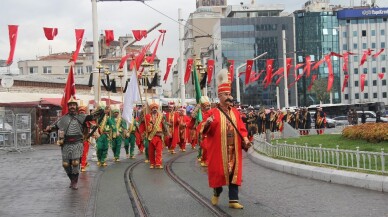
[235,52,268,103]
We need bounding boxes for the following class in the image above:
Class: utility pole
[282,30,289,108]
[91,0,100,103]
[179,8,186,106]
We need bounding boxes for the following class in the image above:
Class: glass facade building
[294,10,341,106]
[214,16,295,107]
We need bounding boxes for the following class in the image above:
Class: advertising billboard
[337,8,388,19]
[196,0,227,8]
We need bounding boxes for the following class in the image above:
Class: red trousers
[81,140,90,168]
[148,135,163,166]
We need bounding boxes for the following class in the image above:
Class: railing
[253,135,388,174]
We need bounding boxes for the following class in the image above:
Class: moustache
[225,98,233,103]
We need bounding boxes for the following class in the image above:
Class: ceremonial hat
[148,99,160,110]
[199,96,210,105]
[67,96,78,105]
[112,105,120,113]
[78,106,87,113]
[216,69,231,94]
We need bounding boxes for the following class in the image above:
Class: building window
[86,65,93,73]
[373,68,377,74]
[362,30,367,37]
[354,68,359,74]
[364,93,368,99]
[383,67,386,73]
[384,92,387,98]
[355,81,359,87]
[355,93,359,99]
[353,43,358,49]
[343,44,347,50]
[64,66,70,74]
[381,55,386,61]
[76,66,84,75]
[362,43,367,49]
[345,94,349,100]
[382,42,386,48]
[29,67,38,74]
[353,31,358,37]
[43,66,52,74]
[383,80,387,86]
[373,92,378,98]
[371,30,376,36]
[354,55,358,62]
[372,42,376,49]
[365,80,368,86]
[343,31,347,37]
[363,68,368,74]
[381,29,385,35]
[373,80,377,86]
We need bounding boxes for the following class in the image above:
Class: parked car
[332,116,350,126]
[356,111,388,123]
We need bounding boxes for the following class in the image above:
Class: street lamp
[235,52,268,103]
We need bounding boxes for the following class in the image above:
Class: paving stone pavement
[0,144,126,217]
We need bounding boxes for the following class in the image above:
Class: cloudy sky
[0,0,383,76]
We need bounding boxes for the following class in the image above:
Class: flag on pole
[61,65,76,115]
[43,27,58,40]
[105,30,114,46]
[163,58,174,83]
[6,25,18,65]
[193,64,203,122]
[122,70,140,125]
[71,29,84,64]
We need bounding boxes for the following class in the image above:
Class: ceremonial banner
[158,29,167,45]
[61,66,76,115]
[373,48,385,58]
[286,58,293,76]
[304,56,312,78]
[307,74,318,91]
[342,74,349,92]
[360,48,373,66]
[132,30,147,41]
[228,60,235,82]
[43,27,58,40]
[360,74,366,92]
[378,72,385,80]
[264,59,274,88]
[122,71,140,125]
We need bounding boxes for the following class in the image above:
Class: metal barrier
[253,135,387,174]
[0,110,31,151]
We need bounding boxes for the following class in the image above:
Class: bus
[308,102,386,118]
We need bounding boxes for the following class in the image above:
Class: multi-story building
[337,6,388,104]
[211,3,295,107]
[294,0,341,106]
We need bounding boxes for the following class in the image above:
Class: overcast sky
[0,0,384,78]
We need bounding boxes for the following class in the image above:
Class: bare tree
[311,78,330,103]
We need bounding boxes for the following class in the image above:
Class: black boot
[67,173,73,188]
[71,173,79,190]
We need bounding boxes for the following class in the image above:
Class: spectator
[361,109,366,124]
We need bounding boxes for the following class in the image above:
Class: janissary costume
[78,105,96,172]
[203,69,250,209]
[314,106,326,135]
[164,102,176,152]
[195,96,212,167]
[145,101,168,169]
[48,96,102,190]
[96,104,116,166]
[111,106,126,162]
[124,113,138,159]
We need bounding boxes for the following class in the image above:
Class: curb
[248,149,388,192]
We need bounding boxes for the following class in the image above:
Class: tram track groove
[165,150,232,217]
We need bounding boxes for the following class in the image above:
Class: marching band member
[96,103,116,167]
[314,106,326,135]
[111,106,126,162]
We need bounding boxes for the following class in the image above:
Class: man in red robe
[165,102,177,153]
[195,96,212,167]
[203,69,251,209]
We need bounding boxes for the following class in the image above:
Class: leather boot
[71,174,79,190]
[67,173,73,188]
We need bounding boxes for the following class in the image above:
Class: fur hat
[148,99,160,110]
[199,96,210,105]
[216,69,231,94]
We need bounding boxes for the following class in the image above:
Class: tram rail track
[124,150,231,217]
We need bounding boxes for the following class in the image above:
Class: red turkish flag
[119,53,132,69]
[184,58,193,84]
[378,73,385,80]
[264,59,274,88]
[304,56,312,78]
[329,52,343,57]
[245,60,253,85]
[342,74,349,92]
[228,60,235,82]
[360,48,373,66]
[271,68,284,79]
[43,27,58,40]
[148,34,162,64]
[307,74,318,91]
[132,30,147,41]
[207,59,215,84]
[6,25,18,65]
[373,48,385,58]
[360,74,366,92]
[163,58,174,83]
[70,29,84,64]
[158,29,167,45]
[105,30,114,46]
[275,74,284,86]
[312,58,325,70]
[61,66,76,115]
